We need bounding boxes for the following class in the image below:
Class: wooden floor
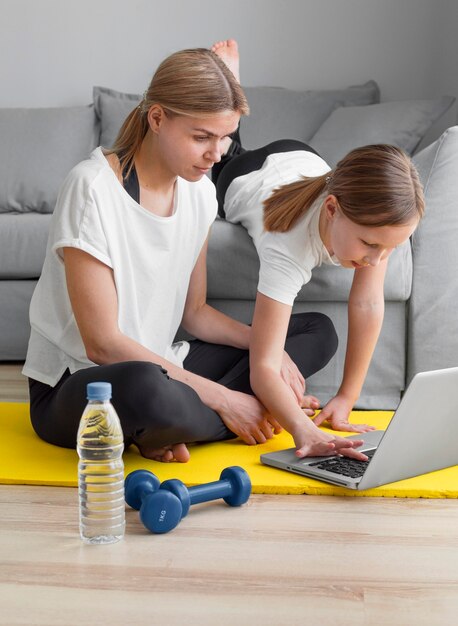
[1,364,458,625]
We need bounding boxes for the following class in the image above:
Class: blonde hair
[263,144,425,232]
[108,48,249,175]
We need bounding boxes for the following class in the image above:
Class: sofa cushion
[239,81,380,149]
[94,86,142,149]
[0,214,52,278]
[94,81,380,150]
[207,218,412,303]
[408,126,458,380]
[0,106,99,214]
[309,96,456,167]
[0,281,36,360]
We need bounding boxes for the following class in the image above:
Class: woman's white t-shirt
[23,147,217,386]
[224,150,340,306]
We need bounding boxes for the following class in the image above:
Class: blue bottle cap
[86,382,112,401]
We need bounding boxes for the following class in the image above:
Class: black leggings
[212,128,320,217]
[29,312,337,452]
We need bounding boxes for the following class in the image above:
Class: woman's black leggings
[29,312,337,452]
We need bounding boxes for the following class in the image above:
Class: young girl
[212,41,425,460]
[23,41,363,463]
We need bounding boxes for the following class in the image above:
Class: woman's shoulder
[60,148,113,196]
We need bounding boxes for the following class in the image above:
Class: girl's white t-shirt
[23,147,217,386]
[224,150,339,306]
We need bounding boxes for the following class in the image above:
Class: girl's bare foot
[211,39,240,82]
[139,442,190,463]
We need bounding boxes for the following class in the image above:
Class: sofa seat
[0,213,50,278]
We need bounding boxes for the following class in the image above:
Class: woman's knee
[115,361,175,425]
[311,312,339,360]
[115,361,205,442]
[287,311,338,370]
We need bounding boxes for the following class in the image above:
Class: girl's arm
[314,260,388,432]
[250,291,367,459]
[63,246,276,445]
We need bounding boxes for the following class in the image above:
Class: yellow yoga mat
[1,403,457,498]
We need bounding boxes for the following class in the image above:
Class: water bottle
[77,382,125,544]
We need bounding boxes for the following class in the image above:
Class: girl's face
[149,107,240,182]
[323,196,419,269]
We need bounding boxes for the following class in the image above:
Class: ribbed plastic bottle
[77,382,125,544]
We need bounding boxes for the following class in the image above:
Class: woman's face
[324,197,419,269]
[151,108,240,182]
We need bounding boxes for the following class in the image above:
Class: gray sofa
[1,80,457,410]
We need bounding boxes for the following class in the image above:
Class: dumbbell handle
[188,478,234,505]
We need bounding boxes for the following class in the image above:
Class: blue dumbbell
[125,466,251,534]
[124,469,161,511]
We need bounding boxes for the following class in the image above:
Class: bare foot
[211,39,240,82]
[300,394,320,417]
[139,442,190,463]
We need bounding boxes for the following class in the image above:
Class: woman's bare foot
[211,39,240,82]
[139,442,190,463]
[300,394,320,417]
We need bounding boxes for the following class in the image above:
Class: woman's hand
[217,389,283,445]
[291,420,368,460]
[313,394,376,433]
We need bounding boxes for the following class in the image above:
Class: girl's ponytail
[263,173,328,232]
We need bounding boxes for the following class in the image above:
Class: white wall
[0,0,454,108]
[433,0,458,99]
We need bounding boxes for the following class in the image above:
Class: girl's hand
[218,389,283,445]
[313,395,376,433]
[291,421,368,461]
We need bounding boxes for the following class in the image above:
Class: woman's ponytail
[110,106,150,176]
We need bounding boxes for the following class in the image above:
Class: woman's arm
[182,233,309,403]
[249,291,367,459]
[63,246,275,445]
[181,235,251,349]
[314,260,387,431]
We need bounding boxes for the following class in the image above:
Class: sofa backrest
[93,80,381,151]
[0,106,99,215]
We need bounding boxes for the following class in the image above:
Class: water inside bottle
[78,407,125,544]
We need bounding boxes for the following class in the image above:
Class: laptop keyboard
[309,449,376,478]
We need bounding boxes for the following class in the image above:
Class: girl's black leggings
[211,127,319,217]
[28,312,337,452]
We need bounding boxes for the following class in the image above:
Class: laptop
[260,367,458,490]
